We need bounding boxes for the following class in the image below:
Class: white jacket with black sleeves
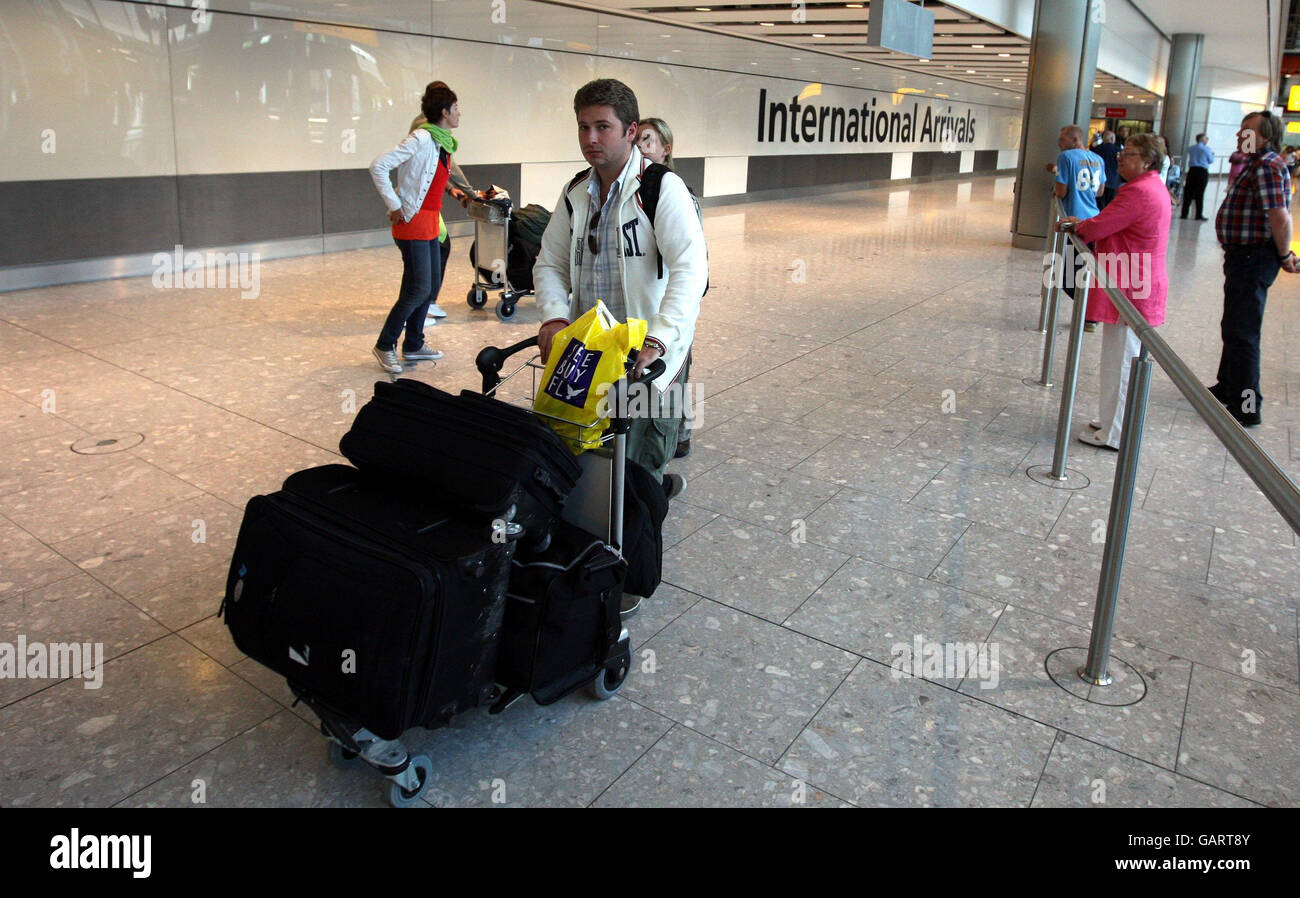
[533,146,707,387]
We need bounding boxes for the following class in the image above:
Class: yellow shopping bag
[534,302,647,451]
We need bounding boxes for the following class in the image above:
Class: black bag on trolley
[497,517,627,705]
[339,379,582,541]
[220,464,516,739]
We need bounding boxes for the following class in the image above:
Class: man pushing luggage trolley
[533,79,708,520]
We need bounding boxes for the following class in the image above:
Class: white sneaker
[1076,430,1118,451]
[427,303,447,318]
[373,346,403,374]
[403,344,444,362]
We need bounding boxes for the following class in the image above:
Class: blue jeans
[377,238,442,352]
[1214,243,1279,413]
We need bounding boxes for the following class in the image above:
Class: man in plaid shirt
[1210,110,1300,427]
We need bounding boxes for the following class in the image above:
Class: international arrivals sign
[756,86,978,148]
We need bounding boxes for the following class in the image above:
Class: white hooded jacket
[533,146,708,386]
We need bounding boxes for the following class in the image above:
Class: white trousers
[1097,323,1143,448]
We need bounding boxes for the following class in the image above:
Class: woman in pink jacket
[1057,133,1171,450]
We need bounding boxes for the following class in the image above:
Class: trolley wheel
[327,741,361,770]
[467,287,489,309]
[388,754,433,808]
[494,298,517,322]
[590,641,632,701]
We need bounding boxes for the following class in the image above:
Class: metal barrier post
[1079,345,1153,686]
[1036,254,1063,388]
[1049,251,1092,480]
[1035,208,1062,333]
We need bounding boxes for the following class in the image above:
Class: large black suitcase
[221,464,514,739]
[339,380,581,537]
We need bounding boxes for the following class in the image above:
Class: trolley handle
[609,354,667,435]
[476,336,539,394]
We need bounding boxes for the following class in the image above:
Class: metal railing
[1035,196,1300,686]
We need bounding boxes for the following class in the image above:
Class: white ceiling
[570,0,1162,106]
[1134,0,1286,83]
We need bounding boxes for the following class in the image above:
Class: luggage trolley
[305,337,662,807]
[474,335,663,704]
[465,195,531,322]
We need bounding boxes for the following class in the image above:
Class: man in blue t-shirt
[1047,125,1104,308]
[1053,125,1105,218]
[1094,131,1121,209]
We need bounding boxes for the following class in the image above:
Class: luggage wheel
[494,298,517,322]
[590,634,632,701]
[467,286,489,309]
[387,755,433,808]
[489,686,525,714]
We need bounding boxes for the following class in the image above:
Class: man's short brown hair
[573,79,639,130]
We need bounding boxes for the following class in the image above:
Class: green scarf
[420,123,458,154]
[418,124,456,242]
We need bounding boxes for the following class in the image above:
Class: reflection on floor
[1,175,1296,807]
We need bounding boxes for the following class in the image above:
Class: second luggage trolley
[306,337,663,807]
[465,195,530,322]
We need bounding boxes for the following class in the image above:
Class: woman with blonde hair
[637,117,674,168]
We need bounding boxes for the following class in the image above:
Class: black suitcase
[497,518,629,705]
[221,464,514,739]
[339,380,581,538]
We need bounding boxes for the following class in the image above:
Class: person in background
[1095,131,1121,210]
[1209,111,1300,427]
[637,117,674,169]
[1047,124,1104,331]
[638,116,700,460]
[1056,133,1171,451]
[368,81,462,374]
[1116,125,1131,149]
[1229,147,1250,183]
[1182,133,1214,220]
[409,112,483,326]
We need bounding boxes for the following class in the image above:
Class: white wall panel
[891,152,913,180]
[702,156,747,197]
[168,10,433,175]
[3,0,1024,183]
[998,149,1019,169]
[520,160,587,209]
[0,0,178,181]
[946,0,1035,37]
[1096,0,1170,96]
[160,0,435,33]
[960,150,975,173]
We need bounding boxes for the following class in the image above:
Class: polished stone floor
[1,175,1296,807]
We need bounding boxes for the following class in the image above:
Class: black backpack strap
[637,162,671,279]
[638,161,669,228]
[563,168,590,221]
